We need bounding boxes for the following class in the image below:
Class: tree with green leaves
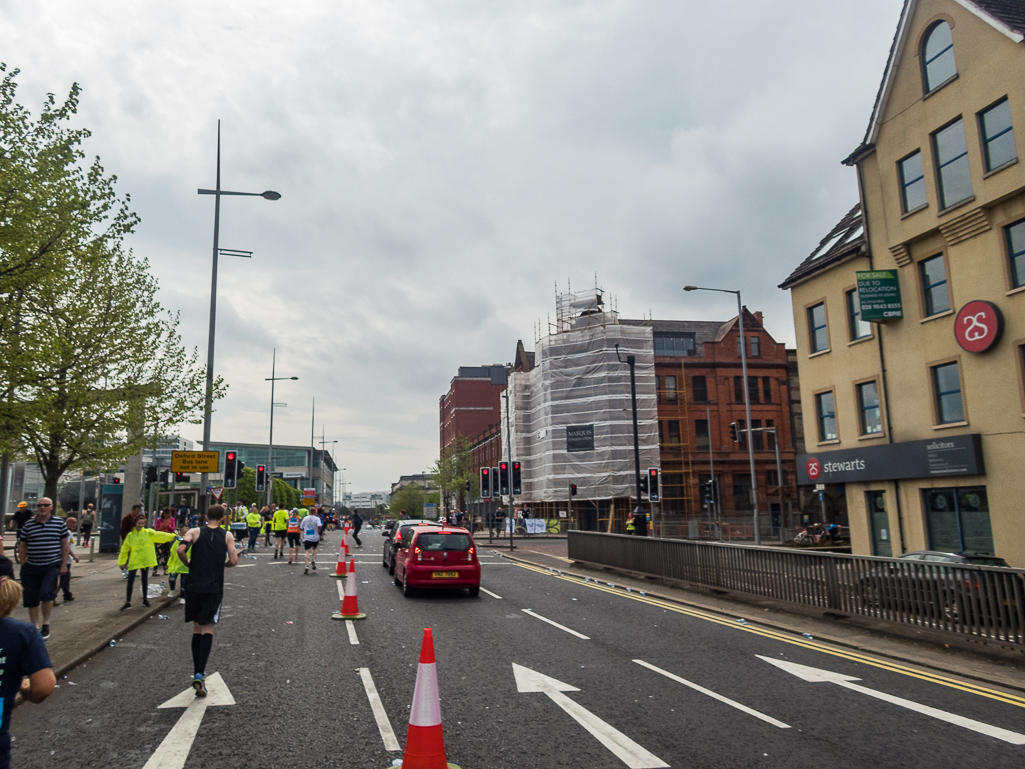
[387,484,440,520]
[430,436,476,511]
[0,65,218,498]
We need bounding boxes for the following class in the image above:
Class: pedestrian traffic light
[145,465,158,485]
[498,461,510,496]
[491,467,500,496]
[224,451,238,489]
[174,472,187,483]
[465,478,471,493]
[160,469,170,490]
[255,465,267,492]
[480,467,491,499]
[647,468,660,502]
[512,461,522,495]
[729,421,740,442]
[570,483,577,496]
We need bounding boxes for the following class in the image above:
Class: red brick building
[623,311,799,529]
[439,365,507,453]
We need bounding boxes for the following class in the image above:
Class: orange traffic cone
[330,539,348,578]
[331,562,366,620]
[389,629,460,769]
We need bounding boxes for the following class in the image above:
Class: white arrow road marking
[479,587,502,599]
[360,668,400,752]
[758,656,1025,745]
[346,620,360,645]
[513,664,668,769]
[522,609,590,639]
[633,659,789,729]
[144,672,235,769]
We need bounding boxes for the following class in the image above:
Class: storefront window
[924,486,993,554]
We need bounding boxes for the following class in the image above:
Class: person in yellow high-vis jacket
[245,506,262,551]
[118,513,176,610]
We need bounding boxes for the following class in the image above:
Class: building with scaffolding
[500,286,801,537]
[503,288,660,532]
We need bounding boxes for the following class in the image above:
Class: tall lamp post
[318,438,338,505]
[197,121,280,515]
[614,345,646,535]
[266,348,298,508]
[684,285,760,545]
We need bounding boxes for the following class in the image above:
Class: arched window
[923,21,956,92]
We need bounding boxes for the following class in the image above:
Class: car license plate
[432,571,458,578]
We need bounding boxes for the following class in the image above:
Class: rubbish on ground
[607,583,615,588]
[802,633,814,640]
[639,591,646,596]
[157,615,170,620]
[286,621,294,625]
[572,598,578,601]
[736,618,747,625]
[109,640,116,646]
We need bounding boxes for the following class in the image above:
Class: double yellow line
[514,562,1025,709]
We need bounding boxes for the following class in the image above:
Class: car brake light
[468,546,475,561]
[414,546,422,562]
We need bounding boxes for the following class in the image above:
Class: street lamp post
[318,437,338,505]
[684,285,760,545]
[266,348,298,508]
[197,120,280,516]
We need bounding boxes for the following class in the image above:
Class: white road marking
[346,620,360,645]
[360,668,401,752]
[522,609,589,639]
[144,672,235,769]
[633,659,790,728]
[479,587,503,599]
[758,656,1025,745]
[234,564,254,568]
[336,580,346,600]
[513,664,668,768]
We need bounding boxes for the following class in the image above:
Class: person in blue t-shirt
[0,556,56,769]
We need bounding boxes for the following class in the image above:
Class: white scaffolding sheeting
[503,320,659,502]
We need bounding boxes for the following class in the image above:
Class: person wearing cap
[17,498,69,640]
[12,502,32,543]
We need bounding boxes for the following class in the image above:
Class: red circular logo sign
[954,300,1003,353]
[806,458,821,481]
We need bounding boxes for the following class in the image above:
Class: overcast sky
[3,0,901,492]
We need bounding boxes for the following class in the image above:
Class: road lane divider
[144,672,235,769]
[522,609,590,639]
[511,562,1025,709]
[479,587,503,599]
[759,656,1025,745]
[332,559,367,621]
[633,659,790,729]
[513,663,668,769]
[347,621,360,645]
[359,668,400,752]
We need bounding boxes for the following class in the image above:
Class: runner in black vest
[177,504,238,696]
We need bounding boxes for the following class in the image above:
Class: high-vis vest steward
[247,512,262,527]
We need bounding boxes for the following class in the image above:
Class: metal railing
[568,531,1025,648]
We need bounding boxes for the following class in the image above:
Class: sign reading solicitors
[797,434,984,485]
[566,424,595,452]
[856,270,903,321]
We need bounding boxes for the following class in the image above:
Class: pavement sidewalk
[498,539,1025,696]
[5,545,177,680]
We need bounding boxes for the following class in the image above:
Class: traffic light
[160,469,170,490]
[498,462,510,496]
[647,468,660,502]
[480,467,491,499]
[570,483,578,496]
[174,472,187,483]
[465,478,471,494]
[729,422,740,442]
[113,477,121,484]
[512,461,522,495]
[491,467,500,496]
[145,466,158,485]
[224,451,238,489]
[255,465,267,492]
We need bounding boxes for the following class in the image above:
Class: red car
[394,525,481,597]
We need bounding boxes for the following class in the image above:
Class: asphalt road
[10,530,1025,768]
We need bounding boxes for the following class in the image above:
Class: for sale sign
[856,270,903,321]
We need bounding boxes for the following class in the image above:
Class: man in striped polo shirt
[17,498,70,640]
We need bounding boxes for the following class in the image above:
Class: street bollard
[89,538,95,563]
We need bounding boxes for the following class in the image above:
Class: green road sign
[857,270,903,321]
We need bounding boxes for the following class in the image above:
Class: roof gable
[850,0,1024,162]
[780,204,866,289]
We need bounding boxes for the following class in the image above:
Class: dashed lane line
[522,609,590,640]
[359,668,401,752]
[511,562,1025,710]
[479,587,503,599]
[633,659,790,729]
[346,620,360,645]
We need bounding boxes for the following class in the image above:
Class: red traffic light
[257,465,265,472]
[482,468,489,475]
[649,469,657,477]
[227,452,236,460]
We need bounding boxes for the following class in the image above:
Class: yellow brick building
[781,0,1025,566]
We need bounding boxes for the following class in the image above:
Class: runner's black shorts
[184,591,222,625]
[287,533,300,546]
[274,530,287,539]
[303,540,319,550]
